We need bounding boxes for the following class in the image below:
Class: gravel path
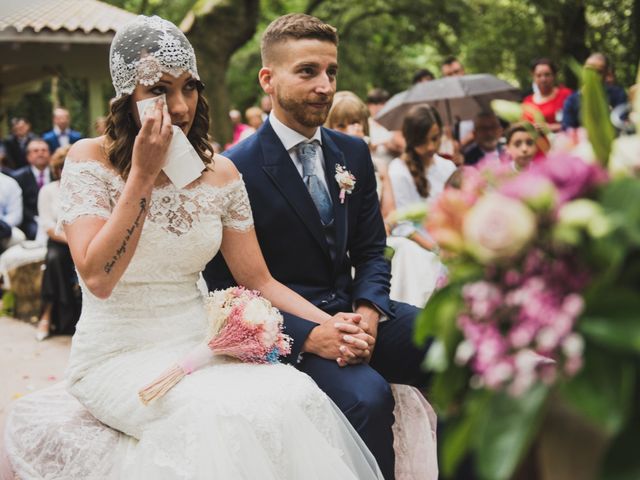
[0,316,71,450]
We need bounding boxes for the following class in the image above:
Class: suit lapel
[259,122,332,261]
[321,129,349,273]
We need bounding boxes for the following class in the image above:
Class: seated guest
[42,107,82,154]
[11,139,53,241]
[325,91,396,219]
[412,68,435,84]
[389,104,457,208]
[366,88,402,168]
[245,106,264,131]
[3,117,36,171]
[0,171,24,254]
[562,53,627,130]
[522,58,573,132]
[386,104,455,307]
[504,123,538,171]
[463,111,504,166]
[35,146,81,341]
[388,104,457,249]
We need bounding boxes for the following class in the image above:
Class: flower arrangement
[138,287,291,405]
[335,164,356,203]
[415,66,640,479]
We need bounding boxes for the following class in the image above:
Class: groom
[204,13,430,479]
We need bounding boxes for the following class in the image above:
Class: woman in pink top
[522,58,572,132]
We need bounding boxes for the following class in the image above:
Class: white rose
[609,135,640,178]
[242,298,270,326]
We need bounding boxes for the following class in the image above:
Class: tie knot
[296,141,319,177]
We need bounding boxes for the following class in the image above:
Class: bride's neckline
[66,157,242,193]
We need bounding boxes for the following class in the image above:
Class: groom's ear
[259,67,274,95]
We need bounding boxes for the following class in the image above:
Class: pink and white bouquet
[421,154,607,395]
[139,287,291,405]
[419,67,640,480]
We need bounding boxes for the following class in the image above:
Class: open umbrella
[375,74,521,130]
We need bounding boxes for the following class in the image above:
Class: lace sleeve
[221,178,254,231]
[57,160,114,231]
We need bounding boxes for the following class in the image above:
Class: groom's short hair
[261,13,338,66]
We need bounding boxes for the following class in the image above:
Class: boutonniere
[334,165,356,204]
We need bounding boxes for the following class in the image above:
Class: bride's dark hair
[104,85,213,179]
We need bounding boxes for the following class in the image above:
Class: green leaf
[441,390,491,477]
[559,345,635,434]
[581,66,616,166]
[413,282,463,347]
[600,179,640,247]
[580,316,640,353]
[475,384,549,480]
[599,413,640,480]
[429,362,468,413]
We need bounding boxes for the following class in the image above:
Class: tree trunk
[182,0,260,144]
[537,0,588,89]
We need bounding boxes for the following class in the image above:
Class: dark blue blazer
[42,129,82,154]
[203,120,392,360]
[11,166,54,240]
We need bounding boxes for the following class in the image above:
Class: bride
[55,15,382,479]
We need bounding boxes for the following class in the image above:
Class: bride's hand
[130,98,173,182]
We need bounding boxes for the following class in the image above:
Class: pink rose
[463,193,537,264]
[530,154,607,204]
[499,172,557,211]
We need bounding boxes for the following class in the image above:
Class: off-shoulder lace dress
[6,159,383,479]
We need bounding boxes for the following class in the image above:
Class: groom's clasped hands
[302,312,377,367]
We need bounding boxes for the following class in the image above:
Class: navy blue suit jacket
[11,166,54,240]
[203,120,392,360]
[42,129,82,154]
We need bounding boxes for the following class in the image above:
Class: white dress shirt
[37,180,60,238]
[30,166,51,188]
[0,172,23,227]
[268,112,331,193]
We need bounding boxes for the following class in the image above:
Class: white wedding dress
[8,159,383,479]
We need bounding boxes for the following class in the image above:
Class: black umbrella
[375,74,521,130]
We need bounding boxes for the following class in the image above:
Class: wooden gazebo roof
[0,0,137,41]
[0,0,137,134]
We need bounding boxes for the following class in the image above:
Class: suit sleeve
[349,143,392,317]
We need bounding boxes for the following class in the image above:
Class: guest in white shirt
[388,104,457,215]
[0,172,24,253]
[35,145,81,341]
[10,139,52,240]
[387,105,456,307]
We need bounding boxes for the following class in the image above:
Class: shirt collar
[53,126,68,136]
[269,111,322,152]
[31,165,48,177]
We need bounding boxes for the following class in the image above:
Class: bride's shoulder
[66,137,111,168]
[201,154,242,188]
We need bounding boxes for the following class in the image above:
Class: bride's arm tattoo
[104,198,148,274]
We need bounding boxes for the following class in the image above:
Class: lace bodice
[58,159,253,317]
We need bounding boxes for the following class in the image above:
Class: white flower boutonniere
[335,165,356,204]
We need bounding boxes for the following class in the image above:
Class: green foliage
[599,409,640,480]
[560,344,635,433]
[581,66,616,164]
[441,390,490,476]
[475,384,549,480]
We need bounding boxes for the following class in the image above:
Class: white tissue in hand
[135,94,205,189]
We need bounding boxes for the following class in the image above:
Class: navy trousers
[294,300,429,480]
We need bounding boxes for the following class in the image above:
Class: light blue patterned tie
[296,141,334,225]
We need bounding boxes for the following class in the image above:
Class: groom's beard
[277,91,333,128]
